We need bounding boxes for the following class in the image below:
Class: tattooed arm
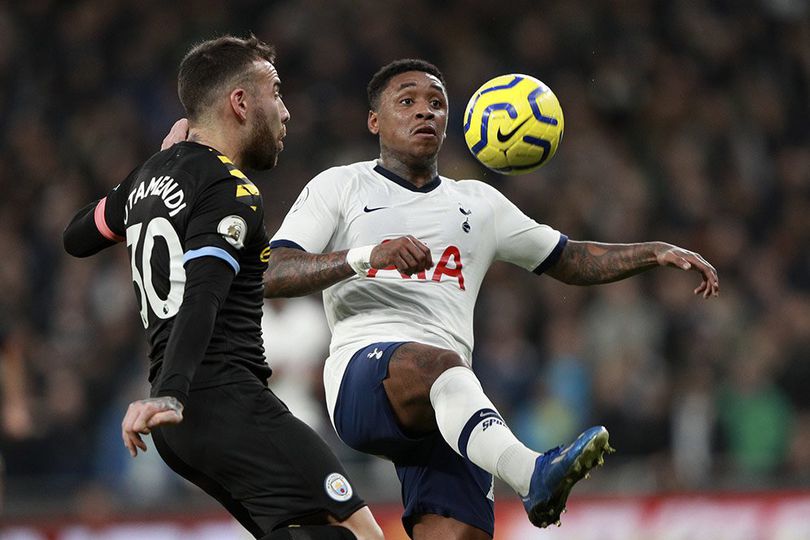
[264,235,433,298]
[263,248,354,298]
[546,240,720,298]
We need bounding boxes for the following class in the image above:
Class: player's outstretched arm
[546,240,719,298]
[264,236,433,297]
[63,200,120,257]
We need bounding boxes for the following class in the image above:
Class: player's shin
[429,366,538,496]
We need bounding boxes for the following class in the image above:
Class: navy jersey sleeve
[182,176,263,274]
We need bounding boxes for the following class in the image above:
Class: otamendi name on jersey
[124,175,187,224]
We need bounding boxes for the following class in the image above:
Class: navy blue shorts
[333,342,495,538]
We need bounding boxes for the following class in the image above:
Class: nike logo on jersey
[363,205,388,213]
[496,118,530,142]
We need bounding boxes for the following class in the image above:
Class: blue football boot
[522,426,614,528]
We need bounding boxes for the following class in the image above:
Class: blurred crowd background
[1,0,808,521]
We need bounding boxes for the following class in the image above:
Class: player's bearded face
[243,104,279,170]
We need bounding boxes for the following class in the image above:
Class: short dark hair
[178,34,276,121]
[367,59,446,111]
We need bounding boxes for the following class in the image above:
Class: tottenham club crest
[459,204,472,233]
[324,472,353,502]
[217,215,247,249]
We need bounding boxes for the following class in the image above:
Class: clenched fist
[371,236,433,275]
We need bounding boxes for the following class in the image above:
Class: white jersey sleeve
[270,168,344,253]
[485,183,566,272]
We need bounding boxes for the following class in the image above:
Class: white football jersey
[270,160,565,420]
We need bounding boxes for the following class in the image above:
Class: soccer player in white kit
[265,59,720,540]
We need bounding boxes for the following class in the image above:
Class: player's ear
[368,110,379,135]
[229,88,249,122]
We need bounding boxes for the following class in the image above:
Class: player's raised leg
[384,342,612,529]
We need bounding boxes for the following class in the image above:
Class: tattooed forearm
[263,247,354,298]
[546,240,667,285]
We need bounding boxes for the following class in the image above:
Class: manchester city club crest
[324,472,353,502]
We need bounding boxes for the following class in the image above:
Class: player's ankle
[496,443,539,497]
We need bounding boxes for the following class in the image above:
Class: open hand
[121,396,184,457]
[657,246,719,298]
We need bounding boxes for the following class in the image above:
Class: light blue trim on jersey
[183,246,240,274]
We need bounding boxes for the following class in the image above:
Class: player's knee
[430,348,468,381]
[389,343,469,397]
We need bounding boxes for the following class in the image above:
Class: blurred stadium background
[1,0,808,538]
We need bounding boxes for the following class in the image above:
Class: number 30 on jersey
[126,218,186,328]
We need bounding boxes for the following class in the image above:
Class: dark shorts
[333,342,495,538]
[152,378,365,538]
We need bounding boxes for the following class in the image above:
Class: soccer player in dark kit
[63,35,382,540]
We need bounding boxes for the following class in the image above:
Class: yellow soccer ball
[463,74,564,175]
